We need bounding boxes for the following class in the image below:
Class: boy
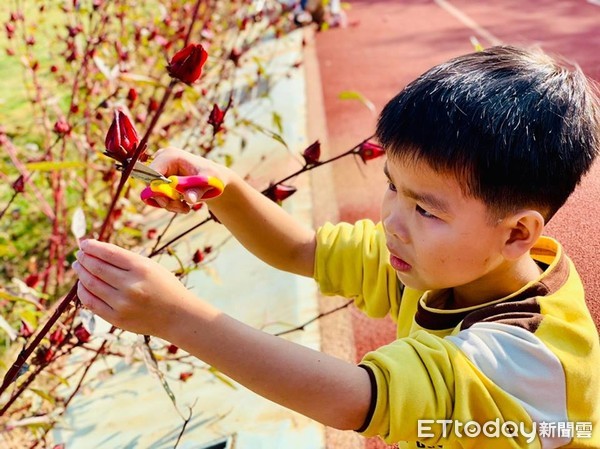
[73,46,600,448]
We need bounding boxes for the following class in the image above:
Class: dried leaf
[78,309,96,335]
[93,56,118,81]
[139,337,178,410]
[71,207,87,244]
[0,315,17,341]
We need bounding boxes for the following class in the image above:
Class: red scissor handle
[140,174,224,208]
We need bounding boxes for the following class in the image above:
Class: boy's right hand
[148,147,232,213]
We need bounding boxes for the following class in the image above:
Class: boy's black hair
[376,45,600,222]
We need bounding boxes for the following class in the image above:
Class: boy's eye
[416,204,436,219]
[387,180,397,192]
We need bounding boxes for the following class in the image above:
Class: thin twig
[274,300,353,337]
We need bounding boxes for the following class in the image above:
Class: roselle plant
[0,0,385,445]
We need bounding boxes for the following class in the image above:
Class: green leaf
[25,161,86,172]
[222,154,234,167]
[338,90,376,114]
[30,388,56,405]
[272,112,283,134]
[239,119,289,150]
[119,72,162,86]
[0,291,38,306]
[208,366,237,389]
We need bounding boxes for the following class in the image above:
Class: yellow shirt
[315,220,600,448]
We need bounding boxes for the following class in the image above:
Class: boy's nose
[382,209,410,244]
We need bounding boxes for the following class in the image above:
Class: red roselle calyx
[53,117,71,135]
[12,175,25,193]
[104,109,140,163]
[74,324,91,343]
[127,87,138,103]
[208,104,225,133]
[19,320,34,338]
[302,140,321,165]
[265,183,297,204]
[167,43,208,85]
[357,141,385,163]
[193,249,204,264]
[179,371,193,382]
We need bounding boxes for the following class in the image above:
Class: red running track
[314,1,600,447]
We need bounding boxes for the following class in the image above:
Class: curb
[303,26,365,449]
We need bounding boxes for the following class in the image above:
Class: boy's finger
[73,261,118,303]
[79,239,136,271]
[76,251,126,286]
[77,280,114,317]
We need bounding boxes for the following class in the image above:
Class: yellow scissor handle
[140,175,224,207]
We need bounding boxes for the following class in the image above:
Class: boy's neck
[448,255,544,310]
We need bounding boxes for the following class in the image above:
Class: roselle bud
[53,117,71,135]
[127,87,138,103]
[357,141,385,163]
[24,273,39,288]
[148,98,159,112]
[19,320,34,338]
[179,371,193,382]
[302,140,321,165]
[5,23,15,39]
[33,346,54,365]
[74,324,91,343]
[208,104,225,133]
[193,249,204,264]
[167,43,208,85]
[229,48,242,66]
[10,11,23,22]
[265,183,297,204]
[12,175,25,193]
[104,109,140,163]
[49,328,65,346]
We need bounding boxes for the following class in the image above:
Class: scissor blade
[129,161,171,183]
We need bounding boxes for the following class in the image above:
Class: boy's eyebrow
[383,162,452,214]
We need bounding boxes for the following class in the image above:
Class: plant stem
[0,287,77,400]
[0,193,17,221]
[150,135,375,255]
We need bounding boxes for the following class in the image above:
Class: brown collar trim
[414,238,569,331]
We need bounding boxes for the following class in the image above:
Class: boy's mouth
[389,254,412,272]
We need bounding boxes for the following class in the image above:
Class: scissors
[122,160,224,208]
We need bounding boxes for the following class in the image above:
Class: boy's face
[381,156,509,300]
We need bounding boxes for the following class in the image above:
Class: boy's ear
[501,210,545,260]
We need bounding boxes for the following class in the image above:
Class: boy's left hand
[72,239,194,338]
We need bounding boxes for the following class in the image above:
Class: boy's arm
[208,172,316,277]
[72,239,371,430]
[150,147,316,277]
